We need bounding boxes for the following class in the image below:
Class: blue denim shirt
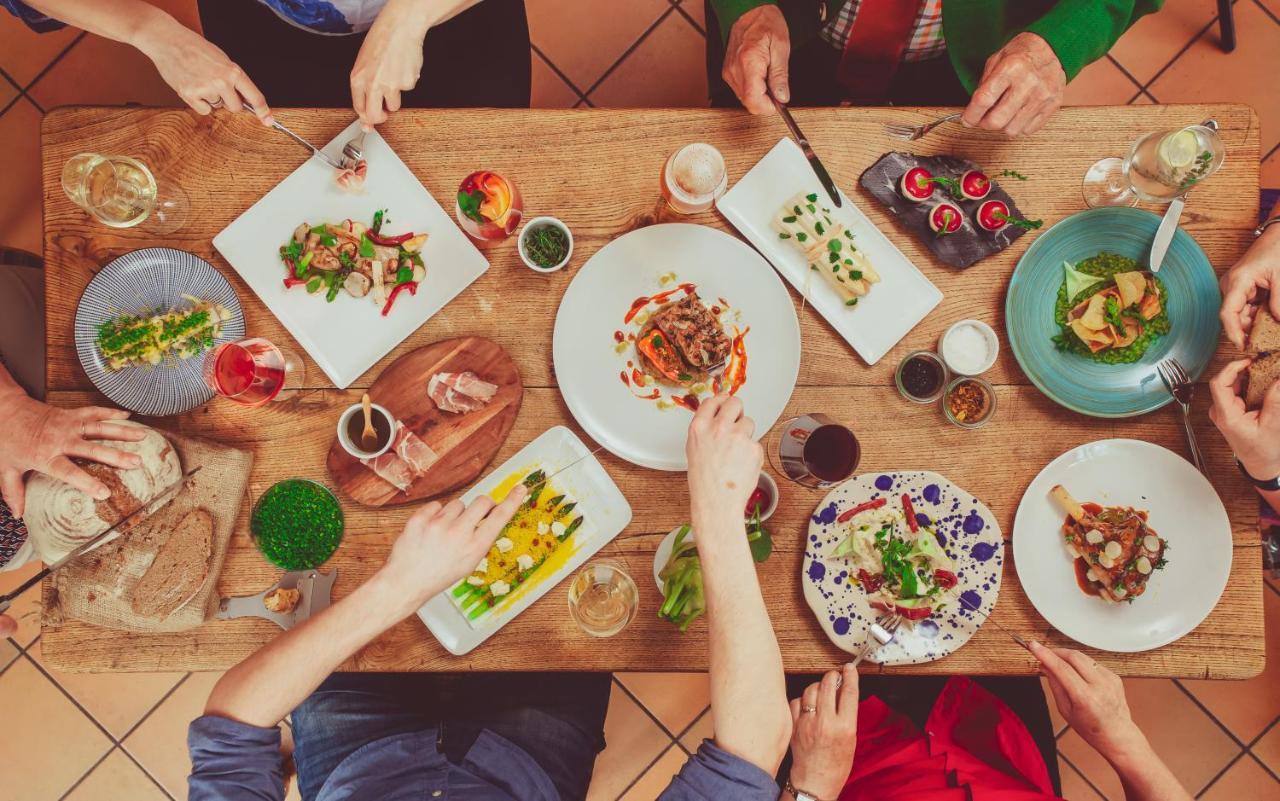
[189,715,782,801]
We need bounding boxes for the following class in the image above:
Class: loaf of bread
[129,507,213,619]
[24,422,182,562]
[1246,307,1280,410]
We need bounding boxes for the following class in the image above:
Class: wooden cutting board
[327,337,523,506]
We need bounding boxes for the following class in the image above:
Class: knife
[0,466,201,614]
[1148,196,1183,274]
[239,100,345,171]
[771,95,843,208]
[947,587,1029,649]
[524,445,607,496]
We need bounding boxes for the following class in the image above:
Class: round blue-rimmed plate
[1005,207,1220,418]
[74,248,244,416]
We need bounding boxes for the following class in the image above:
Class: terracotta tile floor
[1,1,1279,798]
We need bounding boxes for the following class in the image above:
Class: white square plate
[416,426,632,656]
[717,138,942,365]
[213,122,488,388]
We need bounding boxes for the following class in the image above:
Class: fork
[1157,357,1206,474]
[340,129,368,171]
[884,112,963,142]
[851,613,903,667]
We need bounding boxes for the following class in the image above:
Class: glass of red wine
[203,337,305,407]
[770,414,860,488]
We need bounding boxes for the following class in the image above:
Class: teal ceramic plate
[1005,207,1220,418]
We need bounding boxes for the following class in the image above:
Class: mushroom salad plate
[802,470,1004,665]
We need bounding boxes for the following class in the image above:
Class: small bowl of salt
[940,319,999,376]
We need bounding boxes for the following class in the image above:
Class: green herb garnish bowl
[250,478,345,570]
[517,216,573,273]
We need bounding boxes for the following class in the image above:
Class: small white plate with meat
[717,138,942,365]
[552,223,801,471]
[213,121,488,388]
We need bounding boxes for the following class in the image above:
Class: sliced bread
[129,507,213,619]
[1247,306,1280,355]
[1245,351,1280,410]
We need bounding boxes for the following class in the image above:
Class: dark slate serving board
[859,152,1029,269]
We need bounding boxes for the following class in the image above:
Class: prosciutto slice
[428,371,498,414]
[361,421,439,492]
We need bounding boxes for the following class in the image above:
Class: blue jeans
[291,672,611,801]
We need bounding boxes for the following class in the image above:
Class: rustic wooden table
[39,105,1264,678]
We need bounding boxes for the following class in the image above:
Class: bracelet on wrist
[1237,458,1280,491]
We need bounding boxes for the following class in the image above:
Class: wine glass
[203,337,305,407]
[61,153,189,234]
[1082,123,1225,208]
[567,559,639,637]
[769,413,860,488]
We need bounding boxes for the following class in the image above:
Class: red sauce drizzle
[624,283,697,324]
[716,326,750,395]
[613,330,625,343]
[671,394,700,411]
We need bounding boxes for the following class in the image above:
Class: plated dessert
[1052,254,1169,363]
[860,152,1038,268]
[773,191,879,306]
[280,209,428,315]
[1050,485,1167,603]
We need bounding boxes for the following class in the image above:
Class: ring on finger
[801,705,816,714]
[208,98,224,109]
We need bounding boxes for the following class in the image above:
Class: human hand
[0,393,146,519]
[722,5,791,114]
[350,0,435,130]
[686,395,762,529]
[788,664,859,800]
[376,484,528,614]
[961,33,1065,137]
[1209,358,1280,480]
[1031,641,1147,758]
[134,14,272,123]
[1219,230,1280,349]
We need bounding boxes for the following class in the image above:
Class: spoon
[360,393,377,446]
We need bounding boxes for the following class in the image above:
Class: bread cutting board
[327,337,523,506]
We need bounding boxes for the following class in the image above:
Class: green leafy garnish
[998,169,1028,181]
[359,234,375,259]
[458,189,487,224]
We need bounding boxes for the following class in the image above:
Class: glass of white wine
[61,153,189,233]
[567,559,639,637]
[1082,123,1225,208]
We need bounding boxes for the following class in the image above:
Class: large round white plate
[802,471,1005,665]
[552,224,801,470]
[1013,439,1231,653]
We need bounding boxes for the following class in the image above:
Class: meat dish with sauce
[1050,485,1167,603]
[635,293,731,387]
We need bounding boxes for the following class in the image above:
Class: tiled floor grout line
[20,29,86,94]
[1106,53,1146,98]
[1255,0,1280,25]
[673,704,711,754]
[612,740,684,801]
[612,675,685,741]
[671,0,706,37]
[22,648,121,745]
[1194,749,1248,798]
[530,44,590,106]
[118,671,194,743]
[1264,140,1280,165]
[55,743,116,801]
[1058,751,1111,800]
[116,737,180,801]
[1170,677,1248,750]
[1137,12,1223,96]
[581,5,679,99]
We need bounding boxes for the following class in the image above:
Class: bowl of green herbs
[518,216,573,273]
[251,478,345,570]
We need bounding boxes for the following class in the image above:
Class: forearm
[1106,736,1193,801]
[22,0,182,50]
[696,510,791,773]
[377,0,479,31]
[204,570,419,727]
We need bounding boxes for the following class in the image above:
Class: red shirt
[841,677,1061,801]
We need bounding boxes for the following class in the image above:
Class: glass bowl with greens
[517,216,574,273]
[251,478,344,570]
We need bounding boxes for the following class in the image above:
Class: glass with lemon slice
[1082,124,1224,208]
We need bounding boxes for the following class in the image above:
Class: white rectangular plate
[213,121,488,388]
[717,138,942,365]
[416,426,632,655]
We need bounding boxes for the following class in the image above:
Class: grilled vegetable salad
[658,512,773,632]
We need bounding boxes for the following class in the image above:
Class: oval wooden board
[326,337,522,506]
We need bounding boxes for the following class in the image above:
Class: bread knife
[0,466,201,614]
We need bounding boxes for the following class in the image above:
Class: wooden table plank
[39,106,1264,677]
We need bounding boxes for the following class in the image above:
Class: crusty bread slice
[1247,306,1280,356]
[1245,351,1280,410]
[129,507,213,619]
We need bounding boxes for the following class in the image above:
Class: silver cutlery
[771,93,842,207]
[1149,119,1217,273]
[948,587,1029,649]
[1156,357,1206,474]
[231,100,345,171]
[884,112,963,142]
[340,128,368,171]
[851,613,902,667]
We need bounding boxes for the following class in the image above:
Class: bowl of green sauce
[251,478,344,570]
